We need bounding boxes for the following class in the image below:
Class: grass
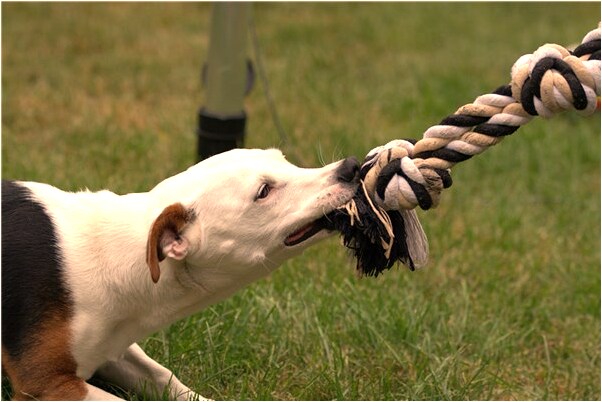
[2,2,600,400]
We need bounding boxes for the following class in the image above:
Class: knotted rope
[328,24,601,277]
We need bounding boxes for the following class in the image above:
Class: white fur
[22,148,357,399]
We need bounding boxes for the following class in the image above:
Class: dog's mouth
[284,216,333,247]
[283,184,358,247]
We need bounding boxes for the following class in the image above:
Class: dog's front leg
[94,343,208,401]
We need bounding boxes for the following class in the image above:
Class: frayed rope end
[325,180,429,277]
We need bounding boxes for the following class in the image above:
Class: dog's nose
[336,157,360,183]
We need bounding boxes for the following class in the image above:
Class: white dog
[2,148,360,400]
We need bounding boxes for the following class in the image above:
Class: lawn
[2,3,600,400]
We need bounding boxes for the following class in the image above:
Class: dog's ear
[146,203,195,283]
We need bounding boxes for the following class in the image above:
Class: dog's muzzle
[284,157,360,247]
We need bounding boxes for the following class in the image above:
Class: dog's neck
[59,190,215,369]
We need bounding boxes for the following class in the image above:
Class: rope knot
[360,139,453,211]
[511,26,601,118]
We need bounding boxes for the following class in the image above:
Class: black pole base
[197,108,246,161]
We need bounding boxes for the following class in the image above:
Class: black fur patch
[2,180,71,358]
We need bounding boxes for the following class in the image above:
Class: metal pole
[197,3,252,161]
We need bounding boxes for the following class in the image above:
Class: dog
[2,148,360,400]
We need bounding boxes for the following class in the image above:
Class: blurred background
[2,3,600,400]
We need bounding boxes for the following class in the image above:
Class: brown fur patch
[2,310,86,400]
[146,202,194,283]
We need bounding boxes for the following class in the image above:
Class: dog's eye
[255,183,271,200]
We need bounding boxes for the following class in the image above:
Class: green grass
[2,3,600,400]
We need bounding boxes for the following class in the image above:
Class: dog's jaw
[282,183,358,249]
[284,217,330,247]
[282,200,353,248]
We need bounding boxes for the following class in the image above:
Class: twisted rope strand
[360,25,601,213]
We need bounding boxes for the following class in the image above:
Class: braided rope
[359,24,601,213]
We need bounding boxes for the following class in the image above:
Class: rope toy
[326,24,601,277]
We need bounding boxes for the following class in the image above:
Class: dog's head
[145,149,359,289]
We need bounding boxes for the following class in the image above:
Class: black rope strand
[521,57,588,115]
